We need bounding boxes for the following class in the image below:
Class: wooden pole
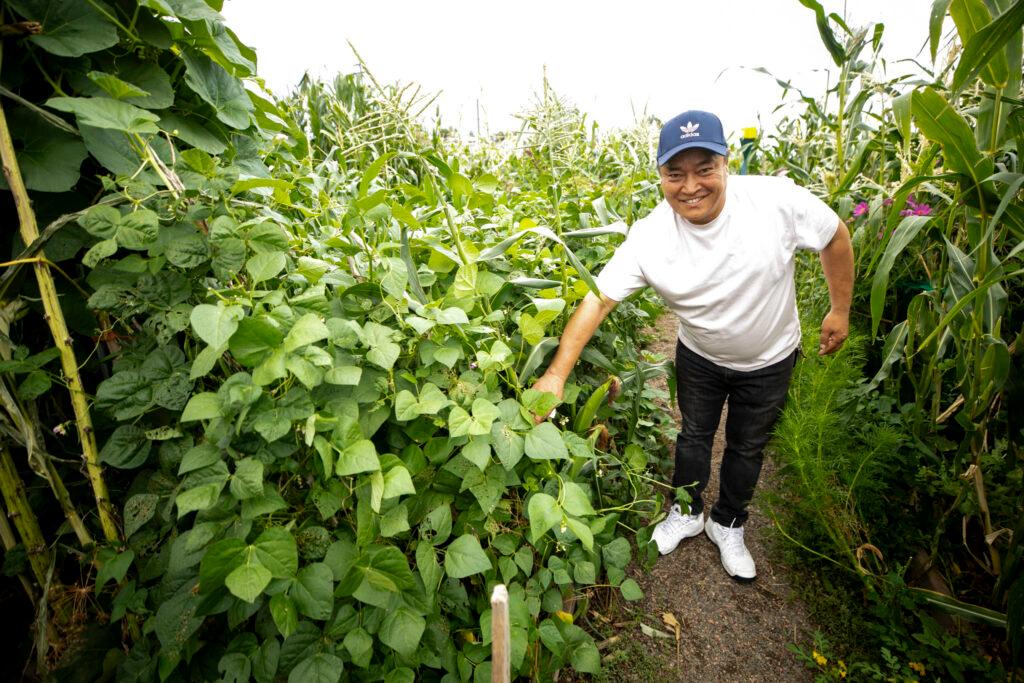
[490,584,510,683]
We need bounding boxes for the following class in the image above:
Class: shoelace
[660,504,688,534]
[718,524,747,554]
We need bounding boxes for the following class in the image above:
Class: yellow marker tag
[554,610,574,624]
[742,127,758,139]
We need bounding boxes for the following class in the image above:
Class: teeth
[683,196,705,205]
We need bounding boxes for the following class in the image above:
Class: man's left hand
[819,310,849,355]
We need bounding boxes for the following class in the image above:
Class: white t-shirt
[595,175,839,371]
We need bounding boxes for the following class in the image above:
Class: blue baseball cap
[656,110,728,166]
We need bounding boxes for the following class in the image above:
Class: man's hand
[819,309,849,355]
[531,372,565,424]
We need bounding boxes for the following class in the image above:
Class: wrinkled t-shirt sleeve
[594,233,648,302]
[788,183,840,252]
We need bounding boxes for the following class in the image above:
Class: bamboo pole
[490,584,511,683]
[0,96,119,542]
[0,443,49,585]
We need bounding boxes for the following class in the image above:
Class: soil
[600,314,817,682]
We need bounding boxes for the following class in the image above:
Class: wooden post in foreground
[490,584,510,683]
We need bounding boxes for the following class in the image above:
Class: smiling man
[532,110,854,582]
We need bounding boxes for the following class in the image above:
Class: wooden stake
[490,584,510,683]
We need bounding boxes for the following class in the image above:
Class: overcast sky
[222,1,939,139]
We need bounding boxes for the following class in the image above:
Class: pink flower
[852,202,869,217]
[913,204,932,216]
[882,198,893,207]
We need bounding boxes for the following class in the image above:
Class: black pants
[672,341,797,527]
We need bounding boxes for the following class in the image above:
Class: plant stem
[0,443,49,586]
[0,497,36,605]
[0,97,120,542]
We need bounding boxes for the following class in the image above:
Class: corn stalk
[0,442,48,585]
[0,98,119,542]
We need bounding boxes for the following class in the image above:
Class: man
[532,110,853,583]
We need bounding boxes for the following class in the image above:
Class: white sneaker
[705,518,756,582]
[651,504,704,555]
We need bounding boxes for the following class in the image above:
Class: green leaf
[191,303,245,348]
[226,559,272,603]
[491,421,525,470]
[46,97,159,134]
[343,627,373,668]
[602,537,631,569]
[159,112,227,154]
[283,314,329,352]
[229,318,284,366]
[181,392,222,422]
[564,516,594,551]
[949,0,1011,91]
[394,390,419,421]
[287,653,343,683]
[123,493,159,537]
[180,47,254,129]
[620,578,644,601]
[270,593,299,638]
[911,87,993,188]
[525,422,569,460]
[3,107,87,193]
[95,549,134,594]
[99,425,151,469]
[246,252,287,283]
[444,534,492,579]
[360,545,416,592]
[9,0,118,57]
[291,563,334,620]
[797,0,846,66]
[379,608,425,657]
[461,438,491,471]
[869,216,932,335]
[86,71,149,100]
[230,458,264,500]
[336,440,379,476]
[382,466,416,499]
[253,527,298,579]
[95,371,154,420]
[527,493,561,542]
[561,482,596,517]
[175,482,223,517]
[199,538,246,590]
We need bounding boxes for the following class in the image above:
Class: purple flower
[852,202,869,217]
[913,204,932,216]
[882,198,893,207]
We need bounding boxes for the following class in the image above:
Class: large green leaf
[9,0,118,57]
[253,527,298,579]
[870,216,933,335]
[950,0,1010,89]
[797,0,846,66]
[527,492,562,541]
[225,558,272,603]
[46,97,160,135]
[180,48,254,129]
[379,608,425,658]
[952,0,1024,93]
[287,653,343,683]
[911,87,993,189]
[98,425,151,469]
[1,107,86,192]
[444,534,491,579]
[159,113,227,154]
[291,563,334,620]
[525,422,569,460]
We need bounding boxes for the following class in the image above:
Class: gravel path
[602,314,816,682]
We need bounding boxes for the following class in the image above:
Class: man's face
[659,149,728,225]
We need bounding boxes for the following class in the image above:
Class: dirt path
[603,314,816,682]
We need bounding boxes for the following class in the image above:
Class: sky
[221,0,940,139]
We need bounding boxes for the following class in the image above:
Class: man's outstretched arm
[818,220,854,355]
[532,291,619,405]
